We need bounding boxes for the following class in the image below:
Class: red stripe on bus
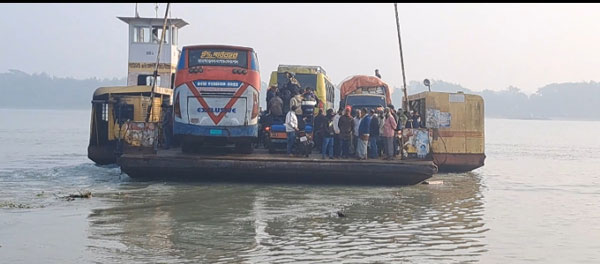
[186,82,250,125]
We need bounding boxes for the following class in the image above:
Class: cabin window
[151,26,168,44]
[171,27,177,45]
[101,103,109,121]
[114,104,135,123]
[148,76,160,86]
[133,26,151,43]
[137,74,160,86]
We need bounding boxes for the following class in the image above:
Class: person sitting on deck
[285,105,299,157]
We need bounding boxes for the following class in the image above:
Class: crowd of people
[284,102,425,160]
[265,71,319,129]
[267,70,426,159]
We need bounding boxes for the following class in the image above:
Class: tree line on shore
[1,69,599,120]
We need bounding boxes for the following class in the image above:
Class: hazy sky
[1,3,599,94]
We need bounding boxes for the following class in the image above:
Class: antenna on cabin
[155,3,159,18]
[135,3,139,18]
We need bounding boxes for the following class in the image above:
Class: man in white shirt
[351,109,362,156]
[285,105,299,156]
[332,109,342,158]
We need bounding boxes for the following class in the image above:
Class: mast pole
[146,2,170,122]
[394,3,410,112]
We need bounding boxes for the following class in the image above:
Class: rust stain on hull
[433,153,486,172]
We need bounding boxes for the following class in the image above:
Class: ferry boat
[90,4,485,186]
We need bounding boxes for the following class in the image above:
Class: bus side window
[250,52,259,71]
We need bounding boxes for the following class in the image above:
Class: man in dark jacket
[321,109,335,159]
[337,106,354,159]
[313,108,326,152]
[268,93,283,119]
[266,85,277,109]
[368,109,380,159]
[411,111,421,128]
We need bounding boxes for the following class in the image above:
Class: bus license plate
[209,129,222,135]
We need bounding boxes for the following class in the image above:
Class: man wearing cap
[337,106,354,159]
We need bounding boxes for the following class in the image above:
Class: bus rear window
[188,48,248,68]
[346,95,386,107]
[277,73,317,91]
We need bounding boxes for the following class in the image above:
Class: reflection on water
[87,173,486,263]
[5,110,600,263]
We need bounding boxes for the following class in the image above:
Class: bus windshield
[188,48,248,68]
[277,73,317,91]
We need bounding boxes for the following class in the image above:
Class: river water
[0,108,599,263]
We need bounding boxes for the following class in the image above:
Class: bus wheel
[236,142,253,154]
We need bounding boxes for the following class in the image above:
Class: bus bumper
[174,122,258,138]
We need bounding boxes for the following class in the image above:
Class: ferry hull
[118,149,436,186]
[87,145,116,165]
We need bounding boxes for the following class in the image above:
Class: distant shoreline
[3,107,599,121]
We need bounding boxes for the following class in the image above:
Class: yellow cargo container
[406,91,485,172]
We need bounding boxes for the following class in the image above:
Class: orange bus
[173,45,260,153]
